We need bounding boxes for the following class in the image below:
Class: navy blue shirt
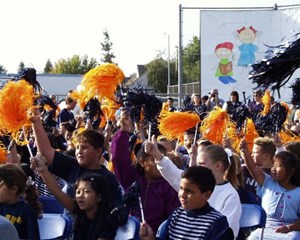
[51,151,123,207]
[0,201,40,240]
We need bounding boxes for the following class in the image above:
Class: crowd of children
[0,86,300,240]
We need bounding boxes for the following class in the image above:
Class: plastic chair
[239,204,267,240]
[114,216,140,240]
[38,213,72,240]
[156,219,168,240]
[39,196,64,214]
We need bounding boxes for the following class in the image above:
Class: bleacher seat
[156,219,168,240]
[39,196,64,214]
[115,216,140,240]
[238,204,266,240]
[38,213,72,240]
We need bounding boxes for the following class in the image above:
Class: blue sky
[1,0,300,76]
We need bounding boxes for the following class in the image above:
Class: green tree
[51,55,98,74]
[18,61,25,73]
[146,56,177,93]
[182,36,200,83]
[44,59,53,73]
[0,64,7,74]
[100,29,116,63]
[146,58,168,93]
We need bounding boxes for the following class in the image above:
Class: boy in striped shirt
[140,166,234,240]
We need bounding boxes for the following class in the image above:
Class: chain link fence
[154,82,200,108]
[168,82,201,96]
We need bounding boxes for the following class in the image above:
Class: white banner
[200,7,300,103]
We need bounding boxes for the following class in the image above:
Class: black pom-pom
[231,104,252,133]
[254,102,288,136]
[119,86,162,124]
[35,95,57,110]
[249,33,300,92]
[107,182,140,227]
[15,68,42,93]
[83,98,103,129]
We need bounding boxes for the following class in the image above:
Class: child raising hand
[240,138,300,239]
[31,153,117,240]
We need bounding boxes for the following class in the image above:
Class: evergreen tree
[100,29,116,63]
[18,61,25,73]
[0,64,7,74]
[44,59,53,73]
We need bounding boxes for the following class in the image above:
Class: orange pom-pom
[0,80,35,142]
[278,127,300,144]
[69,89,89,110]
[99,99,120,128]
[159,102,169,118]
[244,118,259,151]
[200,107,229,144]
[261,89,271,116]
[0,142,7,164]
[226,121,240,152]
[101,99,120,120]
[81,63,125,100]
[158,111,200,142]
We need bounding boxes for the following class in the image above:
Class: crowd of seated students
[0,89,300,240]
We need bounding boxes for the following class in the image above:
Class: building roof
[137,65,147,76]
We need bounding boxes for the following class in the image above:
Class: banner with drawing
[200,7,300,103]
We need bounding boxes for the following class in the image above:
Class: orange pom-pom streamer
[0,80,35,143]
[69,89,89,110]
[0,142,7,164]
[244,118,259,152]
[261,89,271,116]
[227,118,259,153]
[158,111,200,143]
[159,102,169,118]
[81,63,125,100]
[278,127,300,144]
[200,107,230,144]
[99,99,120,128]
[225,121,240,152]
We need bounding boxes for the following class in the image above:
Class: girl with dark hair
[73,173,115,240]
[0,163,42,240]
[240,140,300,239]
[31,154,117,240]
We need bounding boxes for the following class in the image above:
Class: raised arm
[30,153,75,212]
[188,144,197,167]
[7,140,21,164]
[111,110,137,189]
[29,108,55,164]
[239,138,265,186]
[103,121,113,151]
[144,135,183,192]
